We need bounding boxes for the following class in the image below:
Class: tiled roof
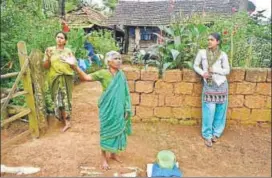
[66,6,108,26]
[107,0,240,26]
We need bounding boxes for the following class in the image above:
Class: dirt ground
[1,81,271,177]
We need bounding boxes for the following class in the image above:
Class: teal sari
[97,70,132,153]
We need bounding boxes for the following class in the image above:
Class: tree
[103,0,118,11]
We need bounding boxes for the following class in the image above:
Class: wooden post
[124,26,129,54]
[113,25,117,39]
[17,41,39,138]
[29,49,48,134]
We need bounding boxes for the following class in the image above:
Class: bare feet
[101,160,110,170]
[212,135,218,143]
[110,153,123,163]
[101,150,110,170]
[204,139,212,147]
[62,122,71,132]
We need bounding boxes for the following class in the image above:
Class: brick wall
[123,67,271,125]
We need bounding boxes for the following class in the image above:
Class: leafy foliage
[87,30,119,59]
[1,0,60,75]
[66,28,87,59]
[103,0,118,11]
[145,12,271,76]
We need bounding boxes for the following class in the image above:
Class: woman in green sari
[43,32,75,132]
[61,51,132,170]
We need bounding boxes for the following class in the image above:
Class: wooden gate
[1,41,48,138]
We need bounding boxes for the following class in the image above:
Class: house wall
[127,26,160,54]
[122,67,271,125]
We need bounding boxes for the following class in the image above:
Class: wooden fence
[1,41,48,138]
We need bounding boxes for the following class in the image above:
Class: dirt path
[1,82,271,177]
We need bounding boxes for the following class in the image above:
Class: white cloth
[1,164,40,175]
[135,27,141,41]
[193,49,230,86]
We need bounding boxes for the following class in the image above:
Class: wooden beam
[0,72,19,79]
[124,26,129,54]
[0,59,29,115]
[17,41,39,138]
[1,91,28,104]
[7,104,27,115]
[1,108,31,127]
[29,49,48,130]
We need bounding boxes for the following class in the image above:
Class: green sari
[90,69,132,153]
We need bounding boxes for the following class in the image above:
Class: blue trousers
[202,100,228,140]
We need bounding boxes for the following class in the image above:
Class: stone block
[182,69,201,82]
[228,83,237,94]
[236,82,256,95]
[127,81,135,92]
[184,96,202,107]
[135,81,154,93]
[244,95,266,109]
[163,70,182,82]
[155,80,173,94]
[245,68,267,82]
[192,83,202,96]
[130,93,140,105]
[191,108,202,119]
[141,69,159,81]
[154,107,173,118]
[250,109,271,122]
[228,95,244,108]
[136,106,153,119]
[165,95,183,107]
[256,83,271,96]
[172,107,191,119]
[140,94,158,107]
[123,69,140,80]
[174,82,193,95]
[228,68,245,82]
[231,108,250,120]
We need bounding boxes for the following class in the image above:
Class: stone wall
[123,67,271,125]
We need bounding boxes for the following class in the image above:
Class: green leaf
[170,49,180,61]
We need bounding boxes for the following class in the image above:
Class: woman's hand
[46,48,53,59]
[203,72,210,79]
[60,54,77,69]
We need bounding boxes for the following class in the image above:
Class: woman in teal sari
[61,51,132,170]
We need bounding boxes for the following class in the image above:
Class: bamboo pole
[29,49,48,131]
[0,72,19,79]
[7,104,27,115]
[1,91,28,104]
[0,59,29,116]
[17,41,39,138]
[1,108,31,127]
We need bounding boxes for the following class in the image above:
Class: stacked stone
[123,67,271,125]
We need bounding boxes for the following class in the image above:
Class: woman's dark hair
[209,32,221,42]
[55,31,68,40]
